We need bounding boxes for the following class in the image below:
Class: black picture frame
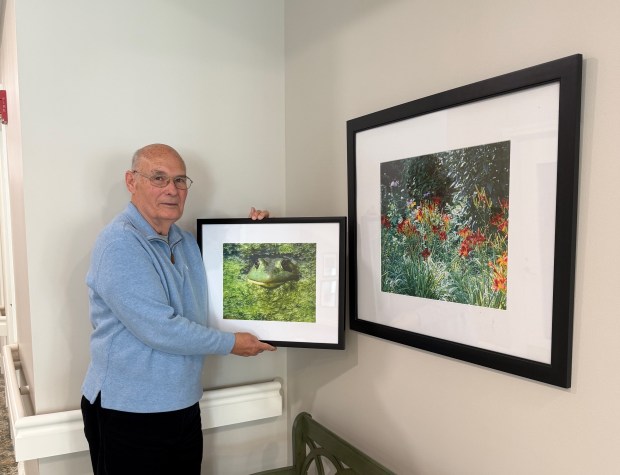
[347,55,582,387]
[197,217,346,349]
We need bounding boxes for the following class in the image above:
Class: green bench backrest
[291,412,396,475]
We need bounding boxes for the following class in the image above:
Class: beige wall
[4,0,620,474]
[5,1,288,474]
[0,0,33,387]
[284,1,620,474]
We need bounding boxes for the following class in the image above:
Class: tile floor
[0,371,18,475]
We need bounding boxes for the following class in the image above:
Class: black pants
[81,394,203,475]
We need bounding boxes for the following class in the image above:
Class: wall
[6,1,288,474]
[6,1,620,473]
[0,0,31,381]
[284,1,620,474]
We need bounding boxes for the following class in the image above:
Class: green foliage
[379,141,510,310]
[382,251,450,300]
[444,141,510,209]
[403,154,455,204]
[383,141,510,232]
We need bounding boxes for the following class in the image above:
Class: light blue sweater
[82,203,235,413]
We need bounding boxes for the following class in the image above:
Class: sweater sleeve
[90,234,235,356]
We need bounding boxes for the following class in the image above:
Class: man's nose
[164,179,178,194]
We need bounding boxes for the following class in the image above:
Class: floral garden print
[380,141,510,310]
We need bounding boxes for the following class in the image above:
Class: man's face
[126,149,189,235]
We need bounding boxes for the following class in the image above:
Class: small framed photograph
[347,55,582,387]
[197,217,346,349]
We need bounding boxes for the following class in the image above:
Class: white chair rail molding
[1,343,283,462]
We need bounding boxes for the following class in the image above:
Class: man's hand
[232,332,277,356]
[249,207,270,220]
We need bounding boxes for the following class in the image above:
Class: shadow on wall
[66,155,129,413]
[285,329,418,473]
[286,330,360,415]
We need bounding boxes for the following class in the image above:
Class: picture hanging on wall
[197,217,346,349]
[346,54,582,387]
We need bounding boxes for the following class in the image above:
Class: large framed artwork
[347,55,582,387]
[197,217,346,349]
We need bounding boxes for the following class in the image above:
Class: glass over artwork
[380,140,510,310]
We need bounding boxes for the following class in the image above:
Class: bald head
[126,143,189,235]
[132,144,185,171]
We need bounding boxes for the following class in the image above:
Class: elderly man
[81,144,275,474]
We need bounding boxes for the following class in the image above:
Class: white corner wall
[7,0,620,473]
[7,1,288,474]
[284,1,620,474]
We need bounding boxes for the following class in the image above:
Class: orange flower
[415,208,424,222]
[489,252,508,293]
[459,242,471,257]
[492,273,507,292]
[490,213,508,233]
[458,226,471,238]
[381,215,391,229]
[458,230,485,258]
[397,219,417,237]
[471,231,485,245]
[496,252,508,267]
[421,248,431,260]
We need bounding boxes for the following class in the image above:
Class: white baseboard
[2,344,283,462]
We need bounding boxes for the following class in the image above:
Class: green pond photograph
[222,242,317,322]
[380,140,510,310]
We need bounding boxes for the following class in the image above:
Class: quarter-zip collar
[124,202,183,248]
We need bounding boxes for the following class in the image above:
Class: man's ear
[125,170,136,193]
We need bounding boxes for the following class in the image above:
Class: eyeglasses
[132,170,193,190]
